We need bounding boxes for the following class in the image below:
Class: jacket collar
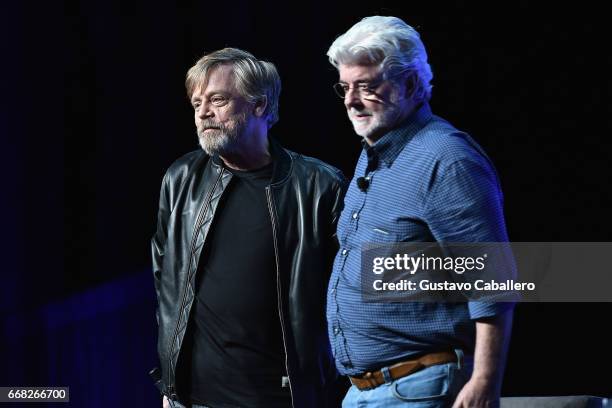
[209,136,292,185]
[268,136,292,186]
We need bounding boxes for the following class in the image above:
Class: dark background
[1,1,610,406]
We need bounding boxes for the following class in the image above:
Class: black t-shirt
[181,160,291,407]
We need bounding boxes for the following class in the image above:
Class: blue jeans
[342,350,472,408]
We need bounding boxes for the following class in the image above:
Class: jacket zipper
[166,168,225,397]
[265,186,295,408]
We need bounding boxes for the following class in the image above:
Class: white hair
[327,16,433,102]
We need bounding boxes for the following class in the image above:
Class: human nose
[195,101,213,119]
[344,87,364,110]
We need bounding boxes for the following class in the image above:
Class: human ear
[404,73,417,99]
[253,96,268,118]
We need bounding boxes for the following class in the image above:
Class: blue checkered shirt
[326,103,513,376]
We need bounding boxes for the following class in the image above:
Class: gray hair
[186,47,281,128]
[327,16,433,102]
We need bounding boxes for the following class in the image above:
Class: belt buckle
[353,371,380,390]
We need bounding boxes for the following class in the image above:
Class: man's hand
[452,309,513,408]
[452,376,499,408]
[162,395,170,408]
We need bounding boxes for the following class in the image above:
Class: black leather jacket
[151,139,347,407]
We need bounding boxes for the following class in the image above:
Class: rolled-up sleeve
[424,157,515,319]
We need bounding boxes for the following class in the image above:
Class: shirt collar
[362,102,433,168]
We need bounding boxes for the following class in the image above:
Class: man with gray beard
[150,48,347,408]
[325,17,514,408]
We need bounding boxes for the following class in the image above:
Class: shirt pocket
[367,217,432,244]
[370,226,399,243]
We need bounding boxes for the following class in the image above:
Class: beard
[347,90,406,141]
[348,103,403,140]
[197,112,248,156]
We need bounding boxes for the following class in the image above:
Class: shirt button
[334,328,340,335]
[341,249,348,256]
[352,212,359,220]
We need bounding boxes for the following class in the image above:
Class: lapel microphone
[356,176,370,192]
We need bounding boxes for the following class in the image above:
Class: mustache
[347,108,373,118]
[199,120,224,131]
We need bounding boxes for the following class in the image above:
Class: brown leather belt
[349,351,457,391]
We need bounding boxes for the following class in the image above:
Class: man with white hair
[151,48,347,408]
[326,17,514,407]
